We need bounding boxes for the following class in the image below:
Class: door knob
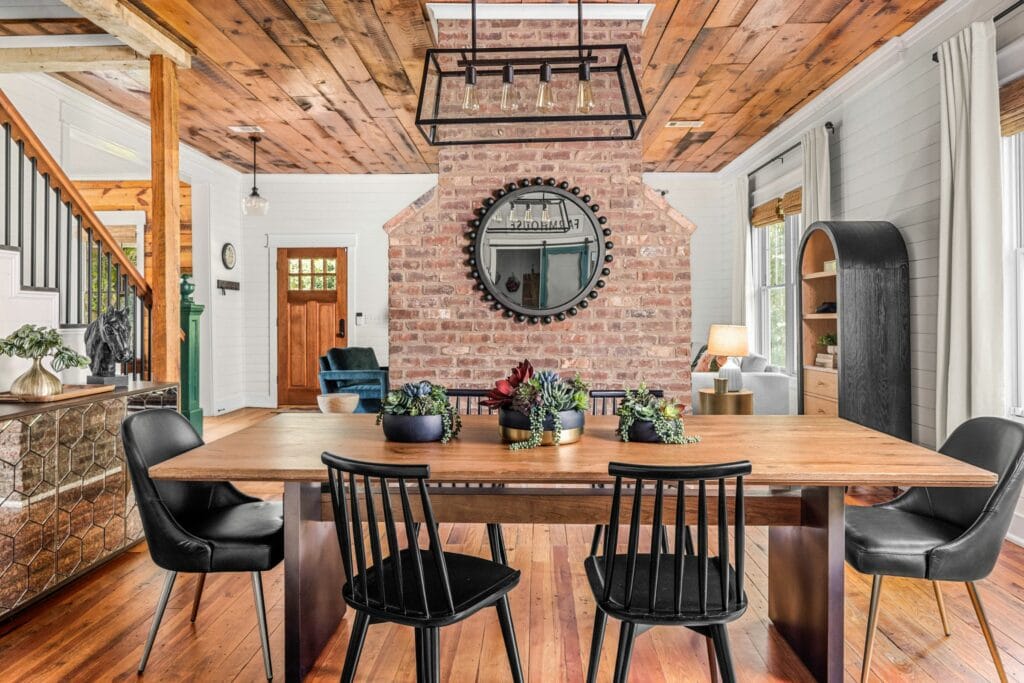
[338,318,346,338]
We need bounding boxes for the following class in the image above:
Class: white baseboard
[211,393,248,415]
[244,394,277,409]
[1008,511,1024,548]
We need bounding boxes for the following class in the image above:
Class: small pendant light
[243,135,269,216]
[536,62,555,112]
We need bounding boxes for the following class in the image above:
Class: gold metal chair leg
[932,581,951,636]
[861,575,884,683]
[966,582,1008,683]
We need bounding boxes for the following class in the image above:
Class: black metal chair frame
[586,460,751,683]
[322,452,524,683]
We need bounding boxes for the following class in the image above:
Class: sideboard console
[0,382,177,618]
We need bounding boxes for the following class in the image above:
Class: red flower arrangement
[481,359,534,408]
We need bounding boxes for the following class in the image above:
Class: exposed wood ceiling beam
[0,45,147,72]
[59,0,192,67]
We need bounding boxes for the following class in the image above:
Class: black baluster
[131,286,138,378]
[3,123,9,245]
[146,303,152,379]
[76,218,83,325]
[42,173,49,288]
[29,158,36,285]
[16,141,23,251]
[64,202,71,324]
[86,230,93,322]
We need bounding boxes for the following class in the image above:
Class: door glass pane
[313,275,324,290]
[326,259,336,273]
[300,275,312,290]
[288,258,300,274]
[325,275,337,290]
[288,275,299,290]
[300,258,311,273]
[312,258,324,273]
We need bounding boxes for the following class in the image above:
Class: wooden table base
[284,482,347,682]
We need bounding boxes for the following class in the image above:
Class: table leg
[285,481,347,682]
[768,486,845,682]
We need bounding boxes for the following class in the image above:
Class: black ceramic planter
[381,414,445,443]
[498,408,584,445]
[625,419,662,443]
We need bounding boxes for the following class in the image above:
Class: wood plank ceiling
[0,0,944,173]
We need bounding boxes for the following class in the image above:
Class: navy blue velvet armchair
[317,347,388,413]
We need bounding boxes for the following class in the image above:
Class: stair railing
[0,89,153,380]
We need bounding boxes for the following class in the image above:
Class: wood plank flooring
[0,408,1021,681]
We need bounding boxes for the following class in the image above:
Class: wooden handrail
[0,88,152,303]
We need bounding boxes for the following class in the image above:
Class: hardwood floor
[0,408,1022,681]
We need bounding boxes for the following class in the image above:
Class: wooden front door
[277,247,348,406]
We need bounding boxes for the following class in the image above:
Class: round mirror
[467,179,612,324]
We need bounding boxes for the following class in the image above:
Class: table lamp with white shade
[707,324,749,392]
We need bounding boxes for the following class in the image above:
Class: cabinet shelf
[803,312,837,320]
[803,271,837,281]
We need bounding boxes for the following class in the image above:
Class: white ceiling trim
[426,3,655,43]
[0,3,80,20]
[0,34,122,48]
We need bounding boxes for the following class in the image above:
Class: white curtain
[731,175,754,334]
[936,20,1005,444]
[801,125,831,225]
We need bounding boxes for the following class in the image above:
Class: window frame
[751,212,801,375]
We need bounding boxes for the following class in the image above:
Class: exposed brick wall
[384,18,695,398]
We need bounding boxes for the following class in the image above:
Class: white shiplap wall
[644,173,737,350]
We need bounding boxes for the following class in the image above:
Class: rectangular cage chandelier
[415,0,647,146]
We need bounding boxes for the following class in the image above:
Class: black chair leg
[586,608,608,683]
[495,595,524,683]
[414,628,428,683]
[250,572,273,681]
[590,525,605,556]
[341,611,371,683]
[190,573,206,623]
[612,621,637,683]
[710,624,737,683]
[487,523,508,565]
[138,569,177,673]
[428,627,440,683]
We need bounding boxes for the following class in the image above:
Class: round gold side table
[698,388,754,415]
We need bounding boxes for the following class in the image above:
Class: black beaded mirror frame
[465,177,613,324]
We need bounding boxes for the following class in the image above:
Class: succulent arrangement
[377,381,462,443]
[484,359,589,450]
[817,332,838,347]
[616,383,700,445]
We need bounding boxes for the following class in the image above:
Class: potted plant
[0,324,89,399]
[817,332,838,355]
[616,384,700,444]
[483,359,589,450]
[377,381,462,443]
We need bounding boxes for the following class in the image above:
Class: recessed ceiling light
[228,125,264,134]
[665,120,704,128]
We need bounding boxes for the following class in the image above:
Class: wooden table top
[148,413,997,488]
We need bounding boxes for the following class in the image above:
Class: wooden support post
[149,54,181,383]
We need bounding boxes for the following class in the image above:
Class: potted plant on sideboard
[482,359,589,449]
[0,324,89,399]
[616,383,700,444]
[377,381,462,443]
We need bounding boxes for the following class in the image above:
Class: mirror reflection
[478,189,602,312]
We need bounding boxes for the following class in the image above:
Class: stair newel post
[179,273,204,434]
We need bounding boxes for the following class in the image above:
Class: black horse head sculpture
[84,307,133,377]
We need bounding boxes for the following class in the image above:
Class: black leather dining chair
[846,416,1024,683]
[321,452,524,683]
[122,409,283,680]
[586,460,751,683]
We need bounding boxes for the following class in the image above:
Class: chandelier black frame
[414,0,647,146]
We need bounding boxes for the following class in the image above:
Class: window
[287,257,337,291]
[1003,133,1024,416]
[752,213,801,373]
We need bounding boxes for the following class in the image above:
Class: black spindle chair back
[322,452,456,621]
[597,460,750,623]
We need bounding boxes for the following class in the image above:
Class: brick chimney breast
[386,14,696,397]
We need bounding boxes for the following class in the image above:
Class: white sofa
[691,354,793,415]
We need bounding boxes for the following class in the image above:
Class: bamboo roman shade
[1000,75,1024,136]
[750,198,782,227]
[751,187,802,226]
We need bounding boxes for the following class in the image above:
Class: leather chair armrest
[318,369,388,396]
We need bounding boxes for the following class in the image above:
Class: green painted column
[179,273,205,435]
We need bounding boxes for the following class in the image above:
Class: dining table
[148,413,997,683]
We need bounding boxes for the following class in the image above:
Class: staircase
[0,89,152,390]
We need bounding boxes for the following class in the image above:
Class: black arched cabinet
[797,221,911,441]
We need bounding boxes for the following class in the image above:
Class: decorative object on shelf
[707,324,749,392]
[823,259,837,273]
[0,324,89,398]
[482,359,589,449]
[242,135,269,216]
[377,381,462,443]
[814,301,837,314]
[615,384,699,444]
[221,242,237,269]
[817,332,837,348]
[85,307,133,386]
[414,0,645,145]
[467,178,611,323]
